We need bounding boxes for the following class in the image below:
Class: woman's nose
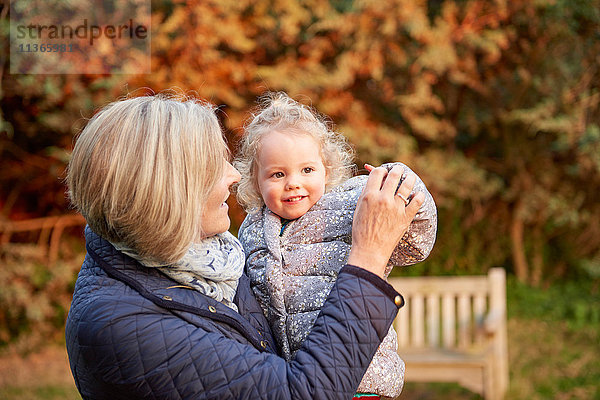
[227,162,241,184]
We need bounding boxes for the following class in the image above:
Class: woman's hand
[347,164,425,277]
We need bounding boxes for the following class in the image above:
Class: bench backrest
[388,268,506,350]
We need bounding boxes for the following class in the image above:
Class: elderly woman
[65,93,425,400]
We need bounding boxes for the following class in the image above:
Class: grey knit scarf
[112,231,245,311]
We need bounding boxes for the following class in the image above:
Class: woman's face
[200,160,241,238]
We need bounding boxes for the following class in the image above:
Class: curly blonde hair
[234,92,355,211]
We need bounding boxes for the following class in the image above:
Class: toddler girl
[235,92,437,399]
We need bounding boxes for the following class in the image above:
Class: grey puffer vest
[239,163,437,397]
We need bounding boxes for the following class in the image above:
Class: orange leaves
[2,0,599,281]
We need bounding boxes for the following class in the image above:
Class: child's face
[256,130,328,220]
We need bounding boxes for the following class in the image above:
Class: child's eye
[272,172,284,178]
[302,167,314,174]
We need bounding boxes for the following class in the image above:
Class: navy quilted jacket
[66,227,403,400]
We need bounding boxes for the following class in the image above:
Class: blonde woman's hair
[234,92,355,211]
[67,92,228,264]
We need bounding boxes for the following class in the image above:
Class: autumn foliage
[1,0,599,291]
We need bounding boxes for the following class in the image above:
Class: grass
[503,277,600,400]
[0,277,598,400]
[0,386,81,400]
[505,318,599,400]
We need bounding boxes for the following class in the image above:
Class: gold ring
[396,192,409,206]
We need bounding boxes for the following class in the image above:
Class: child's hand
[348,165,425,277]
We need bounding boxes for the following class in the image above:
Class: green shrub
[0,250,83,352]
[507,276,600,329]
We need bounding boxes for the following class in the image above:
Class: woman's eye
[303,167,314,173]
[273,172,284,178]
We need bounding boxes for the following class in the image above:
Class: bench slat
[412,294,425,347]
[458,294,471,348]
[397,300,409,347]
[442,293,455,348]
[427,294,439,347]
[473,294,487,345]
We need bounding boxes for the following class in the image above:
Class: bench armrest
[483,310,505,335]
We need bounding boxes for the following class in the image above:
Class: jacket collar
[84,226,273,353]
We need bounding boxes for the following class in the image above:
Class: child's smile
[284,195,306,203]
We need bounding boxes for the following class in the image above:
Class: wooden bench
[388,268,509,400]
